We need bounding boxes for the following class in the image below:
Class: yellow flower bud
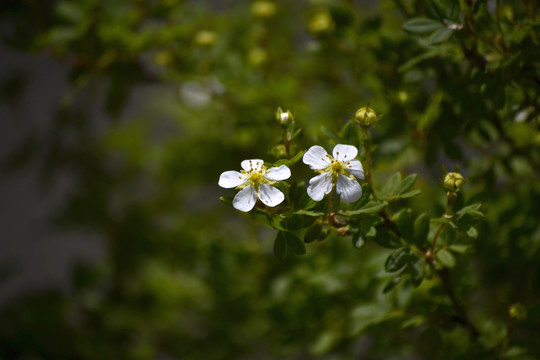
[194,30,217,47]
[248,47,267,66]
[397,91,408,103]
[308,11,334,34]
[251,1,276,18]
[509,303,527,320]
[443,172,466,192]
[276,107,294,126]
[355,106,381,127]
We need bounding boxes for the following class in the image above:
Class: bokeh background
[0,0,539,359]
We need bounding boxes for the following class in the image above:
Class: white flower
[302,144,365,203]
[219,159,291,212]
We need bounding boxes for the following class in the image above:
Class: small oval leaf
[274,231,288,260]
[286,232,306,255]
[352,233,366,249]
[403,17,444,35]
[436,249,456,268]
[385,248,410,272]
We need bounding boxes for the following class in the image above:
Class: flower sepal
[219,195,235,206]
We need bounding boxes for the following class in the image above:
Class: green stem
[431,191,457,254]
[437,268,480,339]
[362,128,373,190]
[430,222,446,254]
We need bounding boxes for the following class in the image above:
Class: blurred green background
[0,0,539,359]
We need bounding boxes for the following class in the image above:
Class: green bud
[443,172,466,192]
[276,107,294,126]
[355,106,381,127]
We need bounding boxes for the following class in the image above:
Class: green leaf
[393,189,421,200]
[274,150,305,167]
[455,203,482,217]
[401,315,425,329]
[418,91,444,130]
[428,27,453,44]
[394,209,414,241]
[294,209,324,217]
[385,248,410,272]
[436,249,456,268]
[407,253,425,286]
[413,213,430,246]
[373,228,402,249]
[344,201,388,217]
[310,330,338,355]
[286,232,306,255]
[290,128,302,141]
[350,304,394,336]
[359,216,383,237]
[365,226,377,237]
[352,233,366,249]
[256,212,287,231]
[284,214,305,230]
[383,276,402,293]
[380,172,401,198]
[274,231,288,260]
[448,244,470,253]
[426,0,447,21]
[270,214,288,231]
[403,17,444,35]
[396,174,417,195]
[431,216,451,224]
[289,181,317,209]
[398,47,446,73]
[454,209,484,229]
[445,1,460,19]
[304,223,323,243]
[385,174,421,201]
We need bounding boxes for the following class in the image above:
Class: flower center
[248,171,265,185]
[330,160,345,175]
[241,160,269,188]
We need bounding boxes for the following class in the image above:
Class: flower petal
[336,175,362,203]
[218,170,247,188]
[303,145,331,170]
[333,144,358,162]
[258,184,285,207]
[232,186,257,212]
[307,173,333,201]
[241,159,264,172]
[346,159,365,179]
[265,165,291,181]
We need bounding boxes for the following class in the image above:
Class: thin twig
[437,268,480,339]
